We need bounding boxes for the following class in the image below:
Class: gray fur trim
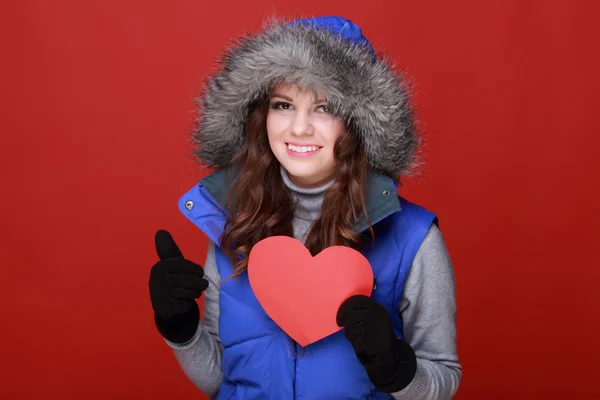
[191,18,421,180]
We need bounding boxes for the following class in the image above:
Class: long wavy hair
[219,98,375,277]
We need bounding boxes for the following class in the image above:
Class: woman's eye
[317,104,332,113]
[271,101,291,110]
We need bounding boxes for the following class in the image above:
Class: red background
[1,0,599,398]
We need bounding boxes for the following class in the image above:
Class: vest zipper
[281,332,309,398]
[282,331,296,360]
[296,342,306,358]
[279,331,296,398]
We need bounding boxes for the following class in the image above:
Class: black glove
[149,229,209,343]
[336,294,417,393]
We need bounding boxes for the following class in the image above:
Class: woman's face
[266,83,346,188]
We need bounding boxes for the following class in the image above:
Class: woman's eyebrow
[270,93,293,102]
[271,93,327,104]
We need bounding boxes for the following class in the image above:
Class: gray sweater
[165,168,462,399]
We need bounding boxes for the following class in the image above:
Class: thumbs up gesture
[149,230,209,343]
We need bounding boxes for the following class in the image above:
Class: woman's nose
[290,112,315,136]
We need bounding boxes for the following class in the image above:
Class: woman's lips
[285,143,322,157]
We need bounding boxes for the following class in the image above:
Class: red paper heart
[248,236,373,347]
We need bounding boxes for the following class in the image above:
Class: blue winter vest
[178,167,437,399]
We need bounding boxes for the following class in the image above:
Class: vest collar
[200,164,401,233]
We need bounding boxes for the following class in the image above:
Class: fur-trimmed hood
[191,16,420,181]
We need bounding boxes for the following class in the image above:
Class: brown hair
[220,99,374,277]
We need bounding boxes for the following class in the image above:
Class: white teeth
[288,144,319,153]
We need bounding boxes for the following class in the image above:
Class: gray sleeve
[164,240,223,399]
[391,223,462,400]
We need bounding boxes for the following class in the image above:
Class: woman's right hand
[149,229,209,343]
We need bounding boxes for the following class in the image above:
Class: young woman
[149,16,461,399]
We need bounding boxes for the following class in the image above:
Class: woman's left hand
[336,294,417,393]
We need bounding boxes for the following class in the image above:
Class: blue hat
[287,16,376,59]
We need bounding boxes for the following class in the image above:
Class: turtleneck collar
[280,165,334,221]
